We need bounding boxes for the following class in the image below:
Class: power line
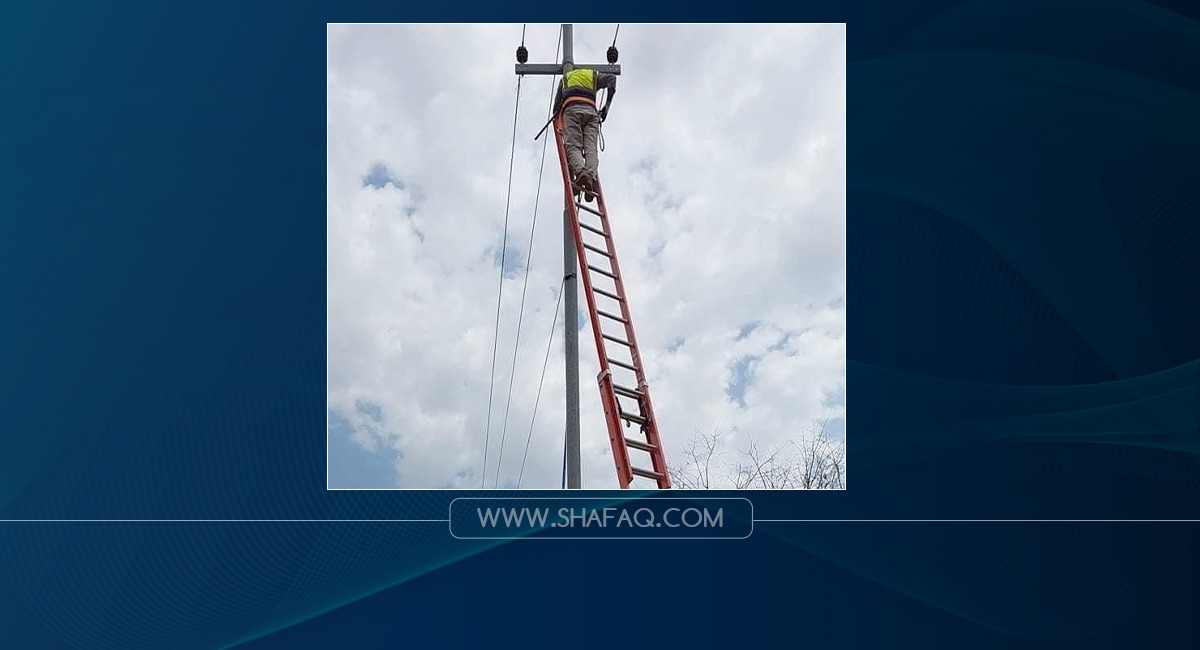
[481,73,524,488]
[611,24,620,47]
[518,277,565,488]
[495,25,563,487]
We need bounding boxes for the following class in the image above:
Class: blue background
[2,1,1197,648]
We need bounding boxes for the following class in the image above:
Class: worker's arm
[596,72,617,120]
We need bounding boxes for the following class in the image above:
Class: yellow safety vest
[561,69,598,109]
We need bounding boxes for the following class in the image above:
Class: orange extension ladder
[552,115,671,489]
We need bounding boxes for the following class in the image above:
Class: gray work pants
[562,105,600,181]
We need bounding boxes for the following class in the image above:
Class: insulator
[516,45,529,63]
[606,46,619,64]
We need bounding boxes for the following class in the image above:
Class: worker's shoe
[580,173,596,203]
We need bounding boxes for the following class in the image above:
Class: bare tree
[669,419,845,489]
[669,428,725,489]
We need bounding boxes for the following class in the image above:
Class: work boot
[581,173,596,203]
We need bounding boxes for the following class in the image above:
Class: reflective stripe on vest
[561,69,597,108]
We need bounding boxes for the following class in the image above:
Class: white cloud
[328,24,846,488]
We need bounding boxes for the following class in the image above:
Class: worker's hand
[600,105,609,122]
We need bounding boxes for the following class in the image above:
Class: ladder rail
[592,178,671,486]
[552,117,670,489]
[552,118,634,487]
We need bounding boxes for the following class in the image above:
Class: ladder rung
[598,309,626,324]
[608,357,637,372]
[612,383,641,398]
[619,409,647,425]
[575,201,603,217]
[588,264,616,279]
[593,286,622,302]
[624,437,657,452]
[631,466,664,481]
[603,333,632,348]
[583,243,612,258]
[579,221,605,236]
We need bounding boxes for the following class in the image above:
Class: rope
[481,74,523,488]
[599,23,618,153]
[517,277,565,488]
[494,26,562,487]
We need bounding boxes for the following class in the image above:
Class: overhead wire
[517,276,565,488]
[481,60,525,488]
[494,25,563,487]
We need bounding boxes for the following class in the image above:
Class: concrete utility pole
[516,25,620,489]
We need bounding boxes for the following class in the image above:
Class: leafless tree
[669,428,725,489]
[669,419,845,489]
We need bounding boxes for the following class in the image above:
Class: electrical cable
[493,26,562,487]
[517,277,565,488]
[481,72,524,488]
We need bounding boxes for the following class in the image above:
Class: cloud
[328,24,846,488]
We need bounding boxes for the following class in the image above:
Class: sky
[327,24,846,489]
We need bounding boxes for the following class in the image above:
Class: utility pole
[516,25,621,488]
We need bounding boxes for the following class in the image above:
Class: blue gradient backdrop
[1,1,1197,648]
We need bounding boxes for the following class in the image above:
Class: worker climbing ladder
[551,116,671,489]
[514,23,668,489]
